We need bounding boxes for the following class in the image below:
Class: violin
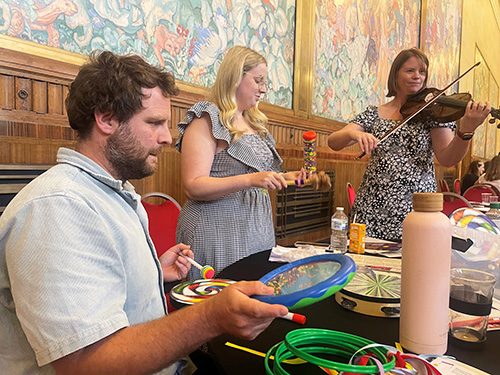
[400,87,500,124]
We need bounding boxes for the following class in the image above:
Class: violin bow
[355,61,481,160]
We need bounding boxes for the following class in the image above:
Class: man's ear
[94,110,118,135]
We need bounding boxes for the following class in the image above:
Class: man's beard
[105,124,161,181]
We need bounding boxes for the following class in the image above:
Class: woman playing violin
[328,48,491,241]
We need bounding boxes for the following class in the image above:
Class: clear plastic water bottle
[486,202,500,228]
[329,207,348,253]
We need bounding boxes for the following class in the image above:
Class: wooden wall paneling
[11,122,36,138]
[48,83,64,115]
[279,126,288,145]
[278,125,289,144]
[166,148,184,202]
[271,124,278,143]
[62,86,69,116]
[48,122,65,140]
[0,47,81,86]
[32,80,48,114]
[330,159,366,211]
[15,77,31,111]
[0,74,14,109]
[286,128,291,145]
[286,126,292,145]
[280,125,287,145]
[1,136,73,164]
[132,147,184,204]
[169,104,188,140]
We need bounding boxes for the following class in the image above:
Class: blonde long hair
[208,46,268,142]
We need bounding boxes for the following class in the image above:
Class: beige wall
[460,0,500,156]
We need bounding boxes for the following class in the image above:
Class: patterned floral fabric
[351,106,455,241]
[175,102,282,279]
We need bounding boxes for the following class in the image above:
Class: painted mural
[423,0,462,93]
[0,0,296,108]
[312,0,421,122]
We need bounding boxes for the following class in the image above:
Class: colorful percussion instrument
[169,279,234,309]
[302,131,317,173]
[335,267,401,318]
[253,254,356,309]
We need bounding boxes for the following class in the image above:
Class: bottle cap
[336,207,344,211]
[490,202,500,209]
[412,192,443,212]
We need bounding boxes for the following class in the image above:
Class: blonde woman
[176,46,307,278]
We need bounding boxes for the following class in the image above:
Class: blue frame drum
[254,254,357,309]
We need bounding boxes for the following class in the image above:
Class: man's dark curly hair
[66,50,179,139]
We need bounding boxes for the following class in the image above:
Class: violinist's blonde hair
[387,48,429,97]
[208,46,268,143]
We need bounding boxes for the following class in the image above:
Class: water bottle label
[333,219,348,231]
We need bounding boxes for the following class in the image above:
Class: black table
[207,250,499,374]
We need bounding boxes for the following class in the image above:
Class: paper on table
[346,253,401,273]
[269,245,326,263]
[431,357,490,375]
[364,237,402,258]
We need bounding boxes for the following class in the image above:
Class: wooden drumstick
[286,179,310,186]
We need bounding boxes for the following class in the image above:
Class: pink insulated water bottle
[400,193,451,355]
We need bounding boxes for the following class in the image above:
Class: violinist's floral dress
[175,102,282,279]
[351,106,455,241]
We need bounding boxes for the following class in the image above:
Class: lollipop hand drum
[180,254,215,279]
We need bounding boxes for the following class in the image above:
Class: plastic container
[400,193,451,355]
[485,202,500,228]
[329,207,348,254]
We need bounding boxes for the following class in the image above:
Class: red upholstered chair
[439,179,450,193]
[141,192,181,258]
[453,179,461,195]
[141,192,182,313]
[441,192,472,217]
[346,182,356,212]
[463,184,500,204]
